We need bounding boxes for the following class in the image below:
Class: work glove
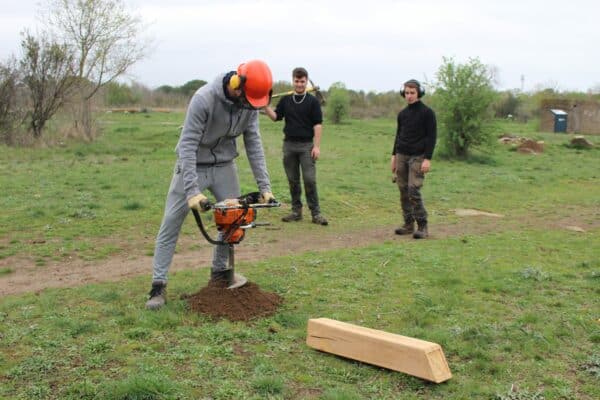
[187,193,211,212]
[259,192,276,204]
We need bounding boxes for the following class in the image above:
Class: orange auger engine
[214,207,256,244]
[191,192,280,289]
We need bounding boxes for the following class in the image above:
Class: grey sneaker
[312,214,329,226]
[145,281,167,310]
[282,211,302,222]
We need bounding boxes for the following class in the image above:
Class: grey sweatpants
[151,161,240,283]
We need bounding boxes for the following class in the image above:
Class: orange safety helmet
[235,60,273,108]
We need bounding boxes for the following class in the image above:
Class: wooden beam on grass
[306,318,452,383]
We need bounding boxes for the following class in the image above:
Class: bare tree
[20,32,75,138]
[0,57,25,144]
[43,0,149,137]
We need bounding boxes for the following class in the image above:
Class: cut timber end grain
[306,318,452,383]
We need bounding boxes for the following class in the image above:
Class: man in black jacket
[391,79,437,239]
[264,67,328,225]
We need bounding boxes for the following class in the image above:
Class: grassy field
[0,111,598,399]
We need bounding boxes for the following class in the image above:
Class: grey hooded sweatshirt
[175,73,272,199]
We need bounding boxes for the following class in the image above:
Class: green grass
[0,113,597,261]
[0,231,597,399]
[1,113,599,399]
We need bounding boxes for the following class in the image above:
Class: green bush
[106,82,141,106]
[494,90,521,118]
[326,82,350,124]
[434,57,497,158]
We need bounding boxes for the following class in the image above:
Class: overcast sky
[1,0,598,93]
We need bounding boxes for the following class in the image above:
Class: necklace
[292,92,307,104]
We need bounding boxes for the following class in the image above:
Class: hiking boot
[394,222,414,235]
[282,211,302,222]
[413,221,429,239]
[145,281,167,310]
[312,214,329,226]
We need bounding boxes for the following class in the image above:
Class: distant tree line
[156,80,207,98]
[103,80,207,109]
[1,0,598,161]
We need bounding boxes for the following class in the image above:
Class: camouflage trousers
[394,153,428,224]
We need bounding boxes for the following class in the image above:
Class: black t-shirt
[275,93,323,142]
[392,101,437,159]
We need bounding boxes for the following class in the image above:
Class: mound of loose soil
[183,280,282,321]
[517,139,544,154]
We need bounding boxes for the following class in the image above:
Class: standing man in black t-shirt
[391,79,437,239]
[264,67,328,225]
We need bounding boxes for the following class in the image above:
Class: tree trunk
[71,94,96,140]
[81,97,93,140]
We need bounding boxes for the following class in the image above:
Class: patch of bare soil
[0,211,596,298]
[0,219,480,297]
[182,280,282,321]
[454,208,504,217]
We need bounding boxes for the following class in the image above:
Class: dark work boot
[312,214,329,226]
[282,210,302,222]
[395,221,415,235]
[413,221,429,239]
[145,281,167,310]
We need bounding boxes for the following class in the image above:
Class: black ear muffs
[400,79,425,98]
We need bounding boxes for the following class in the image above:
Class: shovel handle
[271,87,319,99]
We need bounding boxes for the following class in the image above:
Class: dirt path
[0,214,594,297]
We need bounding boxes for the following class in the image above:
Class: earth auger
[191,192,280,289]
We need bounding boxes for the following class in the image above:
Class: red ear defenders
[400,79,425,98]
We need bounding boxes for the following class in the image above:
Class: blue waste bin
[550,109,568,133]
